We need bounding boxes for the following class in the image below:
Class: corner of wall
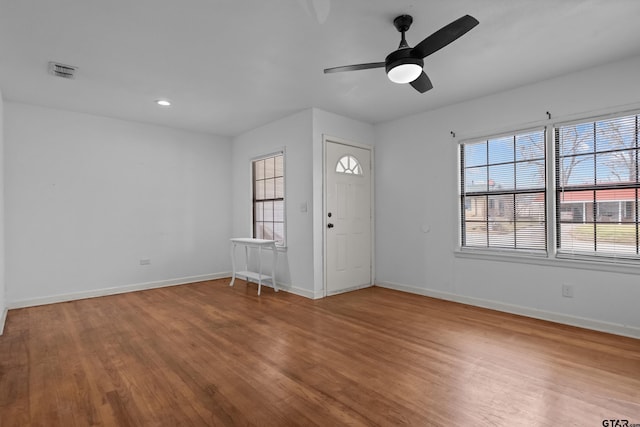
[0,88,5,335]
[0,308,6,335]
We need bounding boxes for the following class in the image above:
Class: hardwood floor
[1,279,639,426]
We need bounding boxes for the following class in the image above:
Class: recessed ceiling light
[155,99,171,107]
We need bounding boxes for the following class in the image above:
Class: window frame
[251,150,286,247]
[456,108,640,272]
[554,112,640,261]
[459,127,548,254]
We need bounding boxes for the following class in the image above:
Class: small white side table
[229,238,278,296]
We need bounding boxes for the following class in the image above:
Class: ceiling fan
[324,14,479,93]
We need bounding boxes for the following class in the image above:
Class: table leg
[229,242,236,287]
[271,243,278,292]
[257,245,262,296]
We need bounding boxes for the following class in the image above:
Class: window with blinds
[460,129,547,252]
[555,113,640,258]
[253,153,285,246]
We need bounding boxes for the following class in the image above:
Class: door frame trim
[322,135,375,297]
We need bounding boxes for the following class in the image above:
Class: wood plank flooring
[1,279,639,426]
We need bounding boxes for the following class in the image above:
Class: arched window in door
[335,155,363,175]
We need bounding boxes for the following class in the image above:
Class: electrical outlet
[562,284,574,298]
[139,259,151,265]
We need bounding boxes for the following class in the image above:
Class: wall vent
[48,62,77,79]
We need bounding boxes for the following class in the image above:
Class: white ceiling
[2,0,640,136]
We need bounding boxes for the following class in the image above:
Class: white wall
[231,109,315,296]
[374,55,640,337]
[5,103,232,306]
[231,108,374,298]
[0,89,6,333]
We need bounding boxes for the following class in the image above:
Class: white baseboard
[377,281,640,340]
[326,283,372,297]
[312,289,325,299]
[273,283,318,299]
[281,283,372,300]
[0,307,7,335]
[7,273,321,310]
[235,278,318,299]
[7,272,231,309]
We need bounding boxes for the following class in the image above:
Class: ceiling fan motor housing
[385,48,424,74]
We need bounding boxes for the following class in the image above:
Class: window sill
[454,247,640,275]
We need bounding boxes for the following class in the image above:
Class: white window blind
[555,113,640,259]
[253,153,285,245]
[460,129,547,252]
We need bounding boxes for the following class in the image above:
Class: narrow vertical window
[460,129,547,252]
[253,153,285,246]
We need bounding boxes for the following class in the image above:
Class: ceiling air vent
[48,62,77,79]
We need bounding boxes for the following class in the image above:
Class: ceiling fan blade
[412,15,479,59]
[324,62,385,74]
[410,72,433,93]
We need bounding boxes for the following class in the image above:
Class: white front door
[325,140,372,295]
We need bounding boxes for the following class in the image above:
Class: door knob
[327,223,334,228]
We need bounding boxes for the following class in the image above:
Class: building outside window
[460,128,547,252]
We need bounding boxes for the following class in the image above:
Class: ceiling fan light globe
[387,63,422,84]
